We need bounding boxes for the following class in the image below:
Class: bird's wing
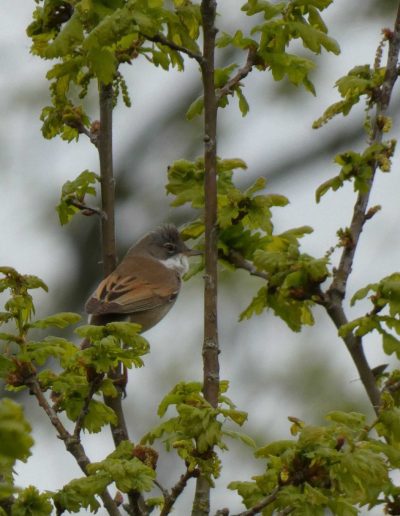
[85,256,180,315]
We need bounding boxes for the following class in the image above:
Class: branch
[159,469,198,516]
[192,1,220,515]
[320,295,381,412]
[68,199,107,219]
[223,249,268,281]
[25,375,121,516]
[327,6,400,301]
[65,119,99,147]
[322,3,400,412]
[142,32,204,64]
[98,82,145,515]
[97,81,129,444]
[73,374,104,439]
[216,47,258,102]
[228,486,281,516]
[98,83,117,277]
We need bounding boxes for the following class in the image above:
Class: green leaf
[186,96,204,119]
[10,486,53,516]
[22,337,77,367]
[236,86,250,116]
[53,474,108,513]
[350,283,377,306]
[240,286,268,320]
[87,48,117,84]
[30,312,81,329]
[382,332,400,358]
[325,411,366,429]
[44,13,84,58]
[256,440,295,457]
[83,400,117,433]
[0,399,33,462]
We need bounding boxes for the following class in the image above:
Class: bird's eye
[164,242,176,254]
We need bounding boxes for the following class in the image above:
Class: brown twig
[224,249,268,281]
[228,486,281,516]
[68,199,107,219]
[73,374,104,439]
[65,119,99,147]
[25,375,121,516]
[216,47,258,102]
[142,32,204,64]
[323,4,400,412]
[159,469,198,516]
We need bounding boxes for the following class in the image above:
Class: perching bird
[85,224,201,332]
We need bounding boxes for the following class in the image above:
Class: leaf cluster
[186,0,340,119]
[340,273,400,361]
[142,381,254,482]
[241,228,329,331]
[0,268,149,435]
[224,0,339,92]
[313,64,385,128]
[27,0,202,140]
[316,140,396,202]
[168,157,330,331]
[230,411,400,515]
[53,441,156,513]
[56,169,100,224]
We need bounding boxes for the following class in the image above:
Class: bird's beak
[183,246,203,257]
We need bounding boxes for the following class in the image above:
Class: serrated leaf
[30,312,81,329]
[223,429,256,448]
[382,332,400,358]
[256,440,295,457]
[10,486,53,516]
[325,411,366,428]
[87,48,117,84]
[186,96,204,119]
[0,399,33,461]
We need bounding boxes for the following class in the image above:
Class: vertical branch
[98,83,117,275]
[98,82,130,444]
[98,82,145,516]
[323,4,400,412]
[192,1,219,515]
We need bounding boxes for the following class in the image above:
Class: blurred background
[1,0,400,513]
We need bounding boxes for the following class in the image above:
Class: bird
[85,224,201,332]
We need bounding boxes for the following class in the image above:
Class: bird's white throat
[161,254,189,276]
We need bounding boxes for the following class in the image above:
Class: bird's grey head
[129,225,200,273]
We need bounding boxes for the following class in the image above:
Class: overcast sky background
[1,1,400,514]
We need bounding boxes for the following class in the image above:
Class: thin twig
[224,249,268,281]
[142,32,204,64]
[229,486,280,516]
[68,199,107,219]
[65,119,99,147]
[216,47,258,102]
[25,375,121,516]
[73,374,104,439]
[160,469,198,516]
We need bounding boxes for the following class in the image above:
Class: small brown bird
[85,225,200,332]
